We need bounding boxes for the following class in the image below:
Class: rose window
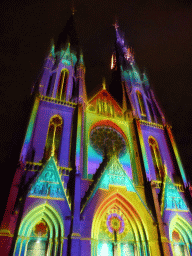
[90,126,126,157]
[107,213,125,234]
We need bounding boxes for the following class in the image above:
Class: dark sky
[0,0,192,218]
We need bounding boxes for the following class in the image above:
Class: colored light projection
[24,221,49,256]
[101,155,135,191]
[59,43,77,66]
[91,195,149,256]
[20,97,40,161]
[98,208,135,256]
[29,157,65,199]
[136,120,150,177]
[75,106,83,173]
[166,125,187,187]
[172,230,187,256]
[107,213,125,234]
[88,120,131,178]
[14,204,64,256]
[81,155,136,214]
[169,216,192,255]
[87,143,103,176]
[162,175,188,213]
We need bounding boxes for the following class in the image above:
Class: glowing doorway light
[26,239,46,256]
[173,244,185,256]
[98,242,113,256]
[122,243,135,256]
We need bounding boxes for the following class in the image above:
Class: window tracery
[91,195,149,256]
[97,98,114,117]
[148,137,164,180]
[98,207,135,256]
[44,115,63,161]
[56,69,69,100]
[136,90,146,116]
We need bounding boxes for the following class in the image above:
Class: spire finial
[71,1,76,15]
[102,78,106,90]
[113,19,119,30]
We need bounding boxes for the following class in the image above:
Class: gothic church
[0,14,192,256]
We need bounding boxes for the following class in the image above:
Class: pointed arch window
[56,69,69,100]
[148,137,164,180]
[44,115,63,161]
[136,90,146,116]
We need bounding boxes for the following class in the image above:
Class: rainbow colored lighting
[20,97,40,161]
[1,18,192,256]
[136,120,150,177]
[166,126,187,186]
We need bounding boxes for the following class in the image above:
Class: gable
[28,157,66,200]
[87,89,122,116]
[161,175,188,214]
[99,156,135,192]
[81,156,136,213]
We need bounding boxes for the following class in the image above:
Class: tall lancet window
[148,137,164,180]
[44,115,63,161]
[56,69,69,100]
[136,90,146,116]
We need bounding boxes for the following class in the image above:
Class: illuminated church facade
[0,15,192,256]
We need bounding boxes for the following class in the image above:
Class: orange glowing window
[172,230,180,242]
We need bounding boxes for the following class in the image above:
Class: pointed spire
[55,13,79,53]
[113,19,119,31]
[113,19,123,45]
[71,3,76,16]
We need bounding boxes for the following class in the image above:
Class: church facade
[0,16,192,256]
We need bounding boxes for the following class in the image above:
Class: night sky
[0,0,192,220]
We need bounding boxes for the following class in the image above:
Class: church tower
[0,15,192,256]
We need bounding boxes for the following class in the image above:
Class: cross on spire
[113,20,119,30]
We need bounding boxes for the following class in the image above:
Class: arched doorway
[91,193,149,256]
[170,216,192,256]
[13,204,64,256]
